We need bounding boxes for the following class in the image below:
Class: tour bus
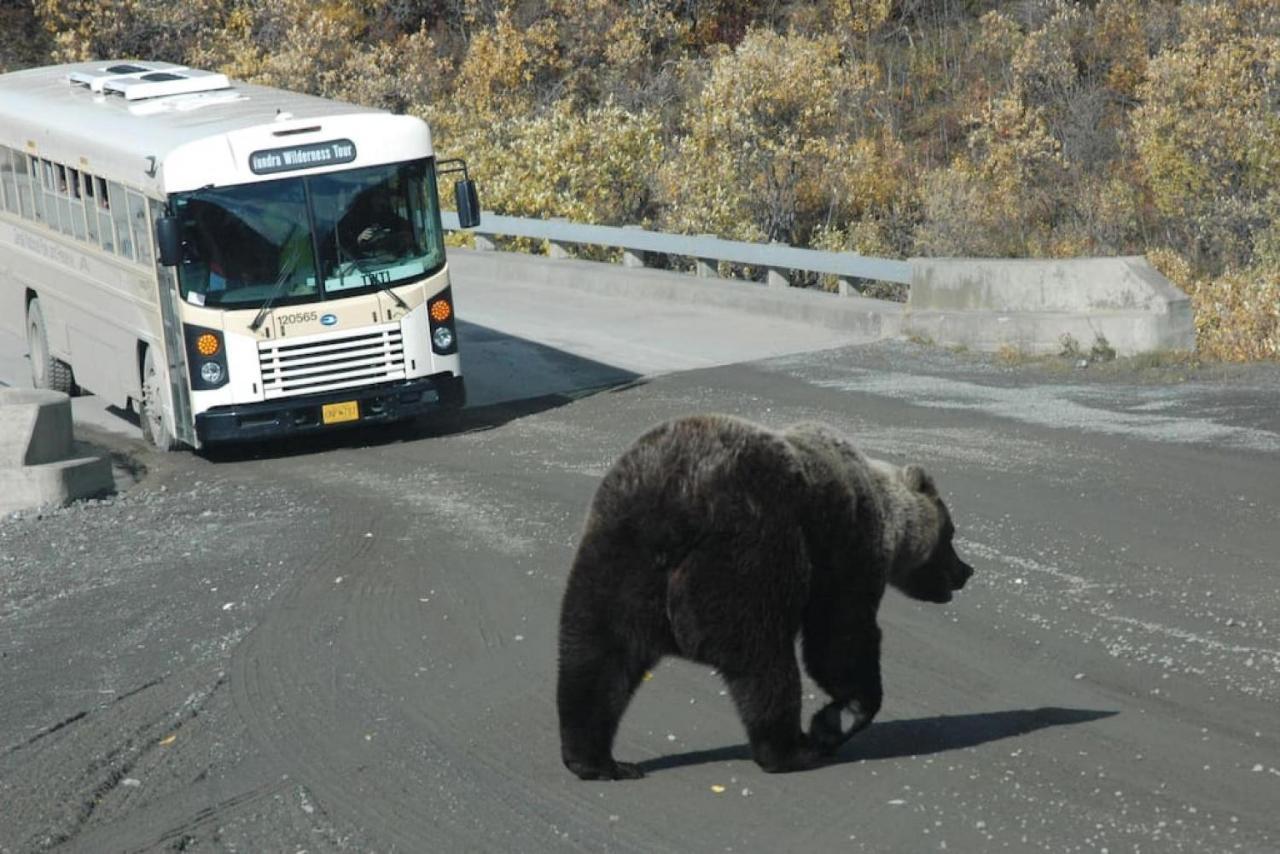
[0,60,479,449]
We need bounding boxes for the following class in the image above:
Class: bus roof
[0,61,431,195]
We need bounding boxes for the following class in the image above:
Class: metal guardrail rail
[441,211,912,287]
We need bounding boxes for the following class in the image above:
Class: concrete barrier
[450,249,904,341]
[450,249,1194,357]
[0,388,114,515]
[903,256,1194,356]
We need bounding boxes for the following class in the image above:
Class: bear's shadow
[636,706,1117,773]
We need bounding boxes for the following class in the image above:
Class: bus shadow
[636,706,1118,775]
[200,320,644,462]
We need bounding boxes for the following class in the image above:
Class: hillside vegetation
[4,0,1278,359]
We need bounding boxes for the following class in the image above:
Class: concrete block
[0,388,114,514]
[1,388,73,466]
[904,256,1195,356]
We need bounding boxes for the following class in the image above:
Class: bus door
[153,220,197,447]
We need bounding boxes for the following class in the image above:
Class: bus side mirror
[155,216,182,267]
[454,179,480,229]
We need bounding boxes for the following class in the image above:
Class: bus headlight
[184,324,230,389]
[427,287,458,355]
[200,361,225,385]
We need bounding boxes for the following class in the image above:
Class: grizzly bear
[556,414,973,780]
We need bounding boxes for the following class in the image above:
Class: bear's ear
[904,464,937,496]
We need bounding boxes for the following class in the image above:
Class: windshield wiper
[249,225,302,332]
[374,277,409,311]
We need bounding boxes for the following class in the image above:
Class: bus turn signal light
[429,299,452,323]
[195,332,220,356]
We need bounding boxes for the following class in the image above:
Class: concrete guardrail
[443,212,1194,356]
[0,388,114,515]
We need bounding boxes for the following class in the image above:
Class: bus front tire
[140,345,180,451]
[26,297,75,394]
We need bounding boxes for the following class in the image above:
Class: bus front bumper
[194,373,465,444]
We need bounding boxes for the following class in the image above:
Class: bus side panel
[2,218,155,408]
[0,237,25,340]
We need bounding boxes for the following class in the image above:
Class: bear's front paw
[754,742,825,774]
[565,758,645,781]
[809,700,873,754]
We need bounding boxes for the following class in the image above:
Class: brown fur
[556,414,973,779]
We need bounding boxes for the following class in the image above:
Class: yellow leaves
[658,27,903,245]
[441,97,661,231]
[1150,248,1280,361]
[1132,0,1280,276]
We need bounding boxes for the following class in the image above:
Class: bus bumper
[194,373,465,444]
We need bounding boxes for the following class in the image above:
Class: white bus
[0,60,479,449]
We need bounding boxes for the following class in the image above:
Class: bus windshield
[171,158,445,309]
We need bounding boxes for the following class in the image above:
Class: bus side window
[0,147,14,214]
[127,190,152,265]
[66,166,87,242]
[82,172,98,245]
[43,159,66,233]
[54,163,72,236]
[13,152,33,219]
[108,181,134,260]
[96,177,114,253]
[29,157,46,225]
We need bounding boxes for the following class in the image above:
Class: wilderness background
[1,0,1276,360]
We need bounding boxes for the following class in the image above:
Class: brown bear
[556,414,973,780]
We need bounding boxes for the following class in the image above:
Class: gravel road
[2,338,1279,853]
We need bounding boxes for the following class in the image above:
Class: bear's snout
[950,557,974,591]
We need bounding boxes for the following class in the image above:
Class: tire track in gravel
[224,445,677,852]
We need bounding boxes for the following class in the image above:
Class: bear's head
[888,465,974,604]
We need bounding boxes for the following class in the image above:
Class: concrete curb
[0,388,114,515]
[450,249,904,341]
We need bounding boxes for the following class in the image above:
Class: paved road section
[0,270,874,433]
[2,314,1279,849]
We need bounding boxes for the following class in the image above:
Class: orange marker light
[195,333,220,356]
[429,299,452,323]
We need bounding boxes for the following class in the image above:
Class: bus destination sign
[249,139,357,175]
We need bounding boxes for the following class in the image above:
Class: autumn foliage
[4,0,1278,360]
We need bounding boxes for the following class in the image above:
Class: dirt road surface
[3,308,1280,852]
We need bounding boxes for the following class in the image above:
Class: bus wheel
[140,345,180,451]
[26,297,75,394]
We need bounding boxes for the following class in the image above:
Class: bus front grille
[259,324,406,399]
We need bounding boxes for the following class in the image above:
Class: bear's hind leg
[557,644,653,780]
[723,657,823,774]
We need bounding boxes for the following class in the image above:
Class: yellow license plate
[322,400,360,424]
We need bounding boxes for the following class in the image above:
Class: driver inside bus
[340,189,413,260]
[180,229,228,294]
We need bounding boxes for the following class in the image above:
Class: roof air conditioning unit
[67,61,189,93]
[101,68,232,101]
